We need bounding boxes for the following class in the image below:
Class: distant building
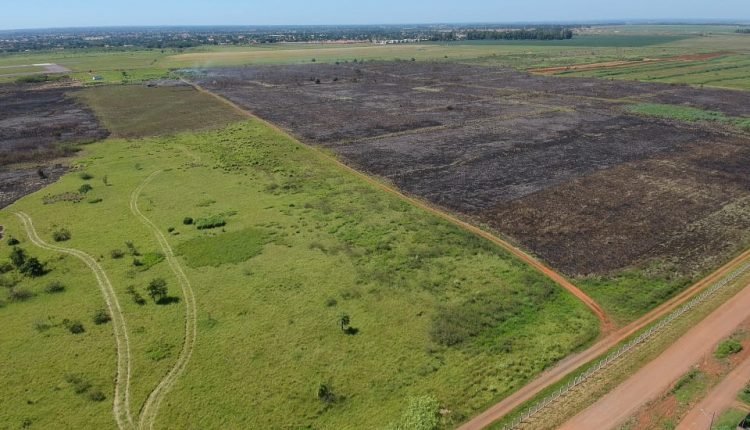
[92,75,103,81]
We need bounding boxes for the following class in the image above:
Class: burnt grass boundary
[189,62,750,281]
[0,84,108,208]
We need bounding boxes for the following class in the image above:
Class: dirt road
[457,248,750,430]
[130,172,198,430]
[182,78,612,330]
[559,280,750,430]
[16,211,135,430]
[677,351,750,429]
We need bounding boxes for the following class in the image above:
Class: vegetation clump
[147,278,168,303]
[92,309,111,325]
[387,395,440,430]
[715,339,743,358]
[44,281,65,294]
[52,228,71,242]
[195,215,226,230]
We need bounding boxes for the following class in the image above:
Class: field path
[130,171,197,430]
[677,351,750,429]
[15,211,135,430]
[560,281,750,430]
[180,78,611,329]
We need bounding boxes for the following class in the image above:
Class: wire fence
[502,261,750,430]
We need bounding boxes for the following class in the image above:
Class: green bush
[20,257,45,277]
[92,309,111,325]
[110,249,124,259]
[65,320,85,334]
[10,247,26,268]
[740,384,750,404]
[52,228,71,242]
[183,217,193,225]
[715,339,743,358]
[0,262,13,274]
[126,285,146,305]
[79,172,94,180]
[195,215,226,230]
[8,288,34,302]
[44,281,65,294]
[78,184,93,194]
[88,390,106,402]
[7,237,19,246]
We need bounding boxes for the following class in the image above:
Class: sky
[2,0,749,30]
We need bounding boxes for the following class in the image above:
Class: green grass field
[0,89,598,428]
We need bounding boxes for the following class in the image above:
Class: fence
[502,261,750,430]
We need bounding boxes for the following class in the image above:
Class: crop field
[189,62,750,323]
[0,86,599,428]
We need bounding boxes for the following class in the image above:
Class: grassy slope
[0,114,598,429]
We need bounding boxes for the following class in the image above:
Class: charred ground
[190,62,750,282]
[0,83,108,207]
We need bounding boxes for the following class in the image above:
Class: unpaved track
[130,172,197,430]
[181,78,611,329]
[15,212,135,430]
[677,350,750,429]
[457,248,750,430]
[560,281,750,430]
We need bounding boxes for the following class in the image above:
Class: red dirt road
[458,248,750,430]
[677,351,750,429]
[560,281,750,430]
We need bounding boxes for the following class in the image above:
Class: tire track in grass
[15,212,135,430]
[130,171,197,430]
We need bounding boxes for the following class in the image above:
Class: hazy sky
[2,0,749,30]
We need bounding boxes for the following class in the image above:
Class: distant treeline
[737,28,750,34]
[430,27,574,41]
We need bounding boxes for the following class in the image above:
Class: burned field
[0,84,108,207]
[191,63,750,287]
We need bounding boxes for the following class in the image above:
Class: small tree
[147,278,168,303]
[339,314,350,332]
[53,228,71,242]
[10,247,26,268]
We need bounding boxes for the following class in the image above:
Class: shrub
[325,297,338,307]
[88,198,103,204]
[64,320,85,334]
[33,320,52,332]
[317,383,336,404]
[10,247,26,268]
[8,288,34,302]
[20,257,45,277]
[88,390,106,402]
[64,374,91,393]
[125,241,140,256]
[715,339,743,358]
[78,184,93,194]
[126,285,146,305]
[44,281,65,293]
[0,262,13,274]
[7,237,19,246]
[52,228,71,242]
[79,172,94,180]
[740,383,750,404]
[110,249,124,259]
[183,217,194,225]
[167,227,175,233]
[195,215,226,230]
[92,309,111,325]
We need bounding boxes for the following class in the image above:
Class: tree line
[466,28,574,41]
